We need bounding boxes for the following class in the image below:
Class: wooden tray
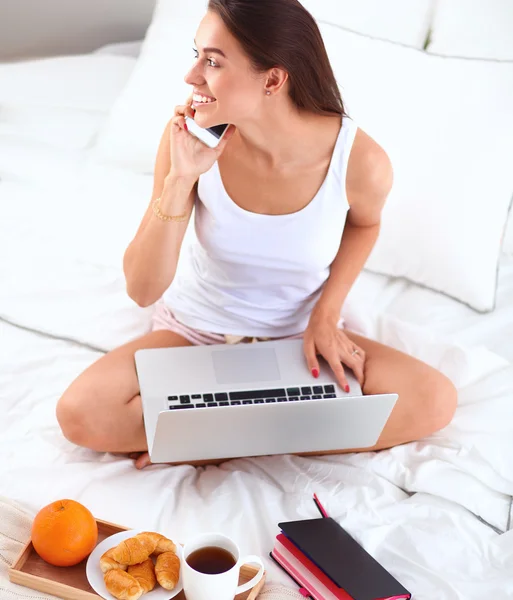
[9,518,266,600]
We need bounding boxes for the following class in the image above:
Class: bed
[1,5,513,599]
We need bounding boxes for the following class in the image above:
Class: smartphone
[184,116,230,149]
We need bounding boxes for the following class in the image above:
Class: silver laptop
[134,338,398,464]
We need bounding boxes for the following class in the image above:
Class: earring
[266,90,271,95]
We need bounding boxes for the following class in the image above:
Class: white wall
[0,0,156,60]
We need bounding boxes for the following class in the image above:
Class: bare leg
[297,329,458,457]
[57,326,457,469]
[132,330,458,469]
[56,329,192,457]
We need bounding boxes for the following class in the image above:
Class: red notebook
[272,518,411,600]
[272,534,353,600]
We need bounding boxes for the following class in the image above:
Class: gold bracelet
[152,197,188,222]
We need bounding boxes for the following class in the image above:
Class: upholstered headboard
[1,0,156,60]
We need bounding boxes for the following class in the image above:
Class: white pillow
[504,213,513,256]
[426,0,513,256]
[0,105,106,151]
[0,55,137,152]
[0,55,137,112]
[428,0,513,61]
[299,0,434,47]
[93,40,144,59]
[94,18,200,173]
[94,0,434,173]
[319,22,513,312]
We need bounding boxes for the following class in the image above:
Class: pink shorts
[150,300,307,346]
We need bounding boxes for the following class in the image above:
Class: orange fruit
[31,499,98,567]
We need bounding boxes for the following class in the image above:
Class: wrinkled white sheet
[1,51,513,600]
[2,320,513,599]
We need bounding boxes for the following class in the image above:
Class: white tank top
[163,116,357,337]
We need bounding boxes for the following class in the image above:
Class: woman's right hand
[168,95,236,180]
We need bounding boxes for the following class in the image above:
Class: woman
[56,0,457,470]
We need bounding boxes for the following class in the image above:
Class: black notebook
[278,517,411,600]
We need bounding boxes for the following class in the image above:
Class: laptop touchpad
[212,348,280,384]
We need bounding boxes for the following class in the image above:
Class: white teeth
[193,93,216,103]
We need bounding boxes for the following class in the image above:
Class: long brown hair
[207,0,347,117]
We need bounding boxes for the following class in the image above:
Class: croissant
[140,531,177,555]
[104,569,143,600]
[127,557,157,593]
[155,550,181,590]
[111,533,158,566]
[100,548,128,573]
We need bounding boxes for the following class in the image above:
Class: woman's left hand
[303,311,366,392]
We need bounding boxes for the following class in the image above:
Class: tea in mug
[186,546,237,575]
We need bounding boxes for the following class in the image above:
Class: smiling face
[184,10,269,128]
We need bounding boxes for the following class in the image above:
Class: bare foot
[129,452,227,469]
[129,452,152,470]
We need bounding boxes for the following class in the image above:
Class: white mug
[181,532,265,600]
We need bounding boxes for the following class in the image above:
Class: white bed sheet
[1,50,513,600]
[2,320,513,599]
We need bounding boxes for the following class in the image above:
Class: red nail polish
[312,368,319,378]
[184,123,188,131]
[344,384,350,393]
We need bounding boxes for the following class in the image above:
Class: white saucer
[86,529,183,600]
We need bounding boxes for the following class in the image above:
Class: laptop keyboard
[167,384,338,410]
